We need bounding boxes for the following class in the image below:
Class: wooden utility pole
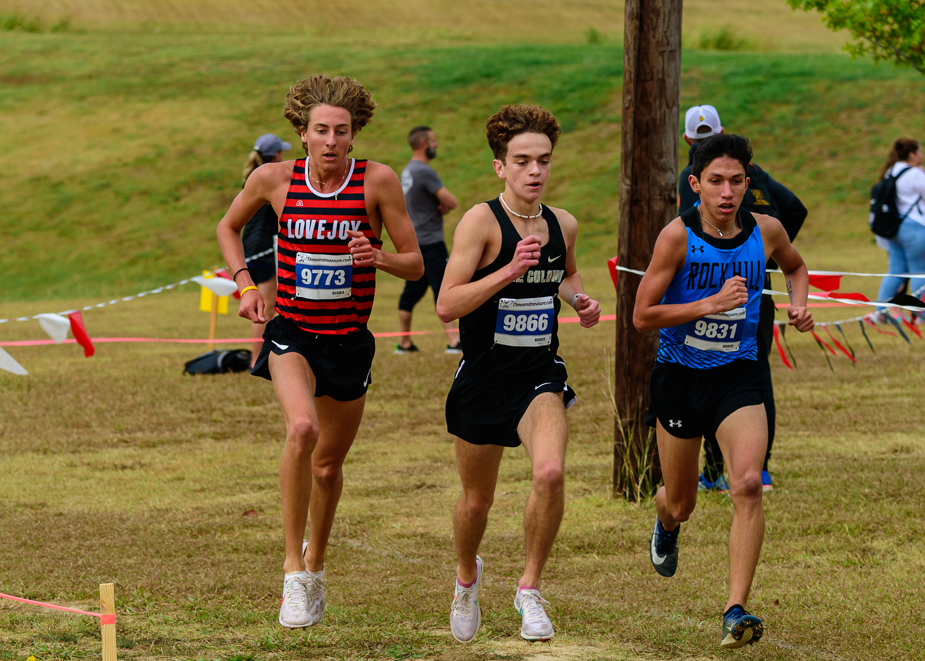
[614,0,682,499]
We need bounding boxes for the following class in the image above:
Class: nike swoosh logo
[650,536,667,565]
[535,382,552,390]
[548,255,562,263]
[272,341,290,350]
[363,370,370,387]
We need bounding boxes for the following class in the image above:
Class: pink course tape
[0,315,617,347]
[101,613,116,625]
[0,591,103,619]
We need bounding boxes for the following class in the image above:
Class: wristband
[233,267,249,281]
[571,293,583,308]
[240,286,259,296]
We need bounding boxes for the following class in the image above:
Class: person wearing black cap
[678,106,808,493]
[241,134,291,364]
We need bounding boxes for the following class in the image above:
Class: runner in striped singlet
[634,134,814,649]
[216,75,423,629]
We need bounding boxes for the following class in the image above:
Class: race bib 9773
[295,253,352,300]
[683,307,745,352]
[494,296,554,347]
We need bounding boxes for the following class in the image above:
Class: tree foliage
[788,0,925,74]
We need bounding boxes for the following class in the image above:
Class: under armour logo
[668,420,682,428]
[691,245,703,254]
[296,200,304,207]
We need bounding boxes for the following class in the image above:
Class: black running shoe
[721,605,763,648]
[649,516,679,577]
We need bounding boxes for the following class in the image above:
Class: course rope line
[0,315,619,347]
[0,592,114,624]
[0,248,274,325]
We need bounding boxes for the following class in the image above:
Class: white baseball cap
[684,105,723,140]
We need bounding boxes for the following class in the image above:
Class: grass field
[2,1,925,659]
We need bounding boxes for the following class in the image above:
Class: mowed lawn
[2,268,925,660]
[2,0,925,659]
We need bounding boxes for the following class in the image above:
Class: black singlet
[458,198,568,380]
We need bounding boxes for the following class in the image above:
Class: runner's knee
[311,458,343,487]
[461,491,493,518]
[532,461,565,493]
[730,470,763,504]
[286,417,319,452]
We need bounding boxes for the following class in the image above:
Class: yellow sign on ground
[199,271,229,314]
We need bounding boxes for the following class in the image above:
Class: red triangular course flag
[808,274,841,291]
[608,256,618,289]
[67,311,95,357]
[772,324,793,370]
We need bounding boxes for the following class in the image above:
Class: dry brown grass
[1,267,924,659]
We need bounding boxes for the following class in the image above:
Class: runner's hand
[239,288,267,324]
[508,235,542,279]
[574,294,601,328]
[788,306,814,332]
[347,230,376,267]
[710,276,749,313]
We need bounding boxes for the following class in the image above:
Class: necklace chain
[500,193,543,219]
[698,205,737,237]
[307,156,350,199]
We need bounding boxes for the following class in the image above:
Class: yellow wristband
[240,286,259,295]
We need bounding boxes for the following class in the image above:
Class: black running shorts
[251,315,375,402]
[446,358,577,448]
[646,358,766,439]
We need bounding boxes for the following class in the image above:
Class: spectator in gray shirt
[396,126,461,353]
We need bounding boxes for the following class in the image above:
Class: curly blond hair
[486,105,561,162]
[283,75,377,147]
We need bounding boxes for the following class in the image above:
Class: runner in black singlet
[437,105,600,644]
[216,75,423,630]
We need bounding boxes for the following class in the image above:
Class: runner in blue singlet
[633,134,814,649]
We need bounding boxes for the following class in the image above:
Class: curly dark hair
[486,105,561,162]
[283,75,377,145]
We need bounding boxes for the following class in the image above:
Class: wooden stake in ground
[100,582,117,660]
[614,0,682,499]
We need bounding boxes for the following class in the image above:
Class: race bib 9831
[295,253,352,300]
[494,296,554,347]
[683,307,745,352]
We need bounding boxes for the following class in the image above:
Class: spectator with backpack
[872,138,925,311]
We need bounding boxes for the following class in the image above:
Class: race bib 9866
[494,296,554,347]
[295,253,352,300]
[683,307,745,352]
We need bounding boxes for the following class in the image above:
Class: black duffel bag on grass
[183,350,251,375]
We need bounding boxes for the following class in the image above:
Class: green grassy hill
[0,0,921,307]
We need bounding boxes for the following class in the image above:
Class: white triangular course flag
[192,275,238,297]
[36,313,71,344]
[0,346,27,375]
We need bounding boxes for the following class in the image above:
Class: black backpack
[869,167,919,238]
[183,350,252,375]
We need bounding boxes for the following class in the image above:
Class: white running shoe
[514,587,554,641]
[300,539,326,625]
[450,556,483,643]
[279,571,312,628]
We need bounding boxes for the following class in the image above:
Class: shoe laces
[519,590,550,625]
[305,572,325,601]
[452,584,477,621]
[283,576,308,608]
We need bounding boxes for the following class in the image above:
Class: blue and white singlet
[656,206,766,369]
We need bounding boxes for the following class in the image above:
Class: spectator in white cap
[677,105,807,496]
[240,134,291,365]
